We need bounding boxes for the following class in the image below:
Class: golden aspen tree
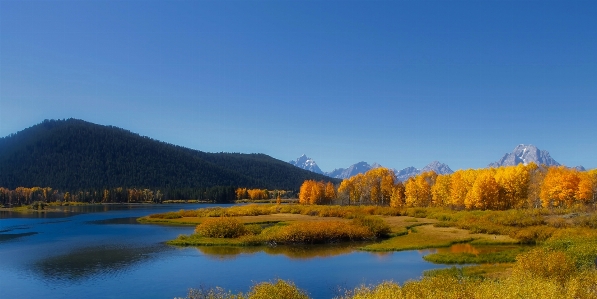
[380,171,396,206]
[540,167,580,208]
[299,180,313,205]
[310,181,325,205]
[527,163,547,208]
[349,174,365,205]
[431,174,452,207]
[337,178,354,205]
[404,177,419,207]
[449,171,466,209]
[576,171,595,203]
[417,171,437,207]
[450,169,477,209]
[390,181,406,208]
[324,182,336,204]
[466,170,500,210]
[494,164,530,209]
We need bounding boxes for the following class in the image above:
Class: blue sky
[1,0,596,172]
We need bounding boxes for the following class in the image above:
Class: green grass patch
[423,247,529,264]
[359,225,475,252]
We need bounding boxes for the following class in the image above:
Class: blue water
[0,204,446,299]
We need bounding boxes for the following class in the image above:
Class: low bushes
[194,217,249,238]
[263,221,374,244]
[182,279,308,299]
[173,217,385,246]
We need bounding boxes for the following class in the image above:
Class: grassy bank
[152,205,597,298]
[168,216,390,246]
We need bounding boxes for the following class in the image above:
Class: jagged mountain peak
[289,155,323,174]
[394,161,454,182]
[421,161,453,174]
[489,144,560,168]
[325,161,374,179]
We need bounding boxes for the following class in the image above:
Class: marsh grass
[145,204,401,221]
[181,279,308,299]
[360,225,476,251]
[170,219,378,246]
[423,247,528,264]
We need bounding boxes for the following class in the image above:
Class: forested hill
[0,119,338,191]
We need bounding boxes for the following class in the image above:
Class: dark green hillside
[0,119,338,191]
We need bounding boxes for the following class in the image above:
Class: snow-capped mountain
[394,161,454,182]
[289,154,323,174]
[488,144,560,168]
[289,155,455,180]
[394,166,420,182]
[325,162,375,179]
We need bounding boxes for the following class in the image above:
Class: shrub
[513,248,577,284]
[247,279,309,299]
[351,216,391,237]
[266,221,374,244]
[195,217,248,238]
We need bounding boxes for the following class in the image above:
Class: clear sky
[1,0,596,172]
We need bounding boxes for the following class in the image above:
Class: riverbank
[140,205,525,265]
[142,204,597,281]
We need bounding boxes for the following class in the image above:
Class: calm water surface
[0,204,448,298]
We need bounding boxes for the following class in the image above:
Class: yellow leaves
[465,170,499,210]
[405,171,437,207]
[299,180,333,205]
[431,174,451,207]
[336,168,397,205]
[390,182,405,208]
[540,166,585,208]
[331,164,595,210]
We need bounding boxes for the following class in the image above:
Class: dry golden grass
[360,224,517,252]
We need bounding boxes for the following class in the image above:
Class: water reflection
[88,217,142,225]
[196,243,365,260]
[0,232,38,242]
[34,245,167,281]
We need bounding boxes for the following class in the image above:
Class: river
[0,204,448,298]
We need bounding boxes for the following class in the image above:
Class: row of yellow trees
[298,180,337,205]
[300,163,597,210]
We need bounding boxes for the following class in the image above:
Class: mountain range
[290,144,584,180]
[289,156,454,181]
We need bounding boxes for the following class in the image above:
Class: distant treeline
[0,186,239,207]
[235,188,295,201]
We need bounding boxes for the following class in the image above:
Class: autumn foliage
[301,164,597,210]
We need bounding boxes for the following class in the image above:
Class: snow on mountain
[288,154,323,174]
[325,162,374,179]
[421,161,454,175]
[394,166,420,182]
[488,144,560,168]
[289,155,455,180]
[394,161,454,182]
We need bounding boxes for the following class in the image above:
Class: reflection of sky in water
[0,204,451,299]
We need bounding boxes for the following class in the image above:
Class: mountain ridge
[0,119,339,191]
